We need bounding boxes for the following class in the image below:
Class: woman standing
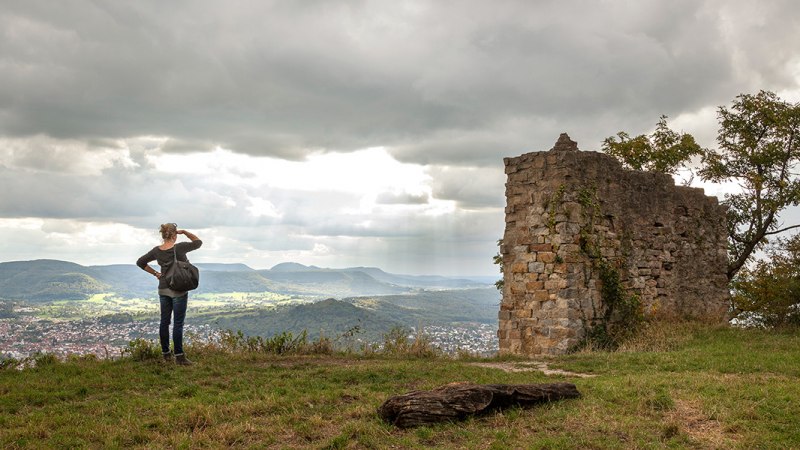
[136,223,202,365]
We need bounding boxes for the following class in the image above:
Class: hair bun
[160,223,178,241]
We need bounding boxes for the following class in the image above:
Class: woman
[136,223,202,365]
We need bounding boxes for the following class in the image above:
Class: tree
[603,91,800,279]
[732,234,800,327]
[700,91,800,279]
[602,115,705,176]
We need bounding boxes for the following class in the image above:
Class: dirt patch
[469,361,597,378]
[664,399,737,448]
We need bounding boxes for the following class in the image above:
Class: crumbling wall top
[551,133,578,152]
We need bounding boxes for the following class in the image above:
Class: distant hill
[195,263,254,272]
[269,263,489,289]
[0,259,490,301]
[197,288,499,343]
[346,289,500,326]
[255,268,408,297]
[200,298,403,341]
[343,266,489,289]
[269,262,319,272]
[0,260,110,301]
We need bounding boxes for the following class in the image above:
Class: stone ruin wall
[498,134,729,356]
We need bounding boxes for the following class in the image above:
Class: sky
[1,1,800,276]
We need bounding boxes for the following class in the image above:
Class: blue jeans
[159,294,188,355]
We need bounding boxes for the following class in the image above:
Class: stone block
[513,309,533,319]
[555,222,582,235]
[562,201,583,222]
[560,243,581,253]
[528,262,545,273]
[511,273,527,283]
[560,288,581,299]
[526,281,544,290]
[530,243,553,252]
[511,262,528,273]
[549,327,571,340]
[544,279,567,290]
[538,252,557,263]
[532,226,549,236]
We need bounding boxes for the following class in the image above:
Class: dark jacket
[136,240,203,290]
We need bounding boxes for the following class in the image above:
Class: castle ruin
[498,134,729,356]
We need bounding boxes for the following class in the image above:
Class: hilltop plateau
[1,324,798,448]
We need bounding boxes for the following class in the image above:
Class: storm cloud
[1,0,799,275]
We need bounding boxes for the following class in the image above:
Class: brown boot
[175,353,193,366]
[162,351,173,362]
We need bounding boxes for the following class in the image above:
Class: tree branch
[764,223,800,235]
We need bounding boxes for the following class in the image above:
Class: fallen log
[378,382,580,428]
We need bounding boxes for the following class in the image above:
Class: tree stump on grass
[378,382,580,428]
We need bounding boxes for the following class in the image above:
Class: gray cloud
[1,0,800,275]
[2,1,798,165]
[375,192,429,205]
[428,166,506,209]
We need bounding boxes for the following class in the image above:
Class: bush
[123,338,161,361]
[67,353,98,363]
[246,330,309,354]
[0,357,22,371]
[732,234,800,328]
[379,326,440,358]
[198,329,334,356]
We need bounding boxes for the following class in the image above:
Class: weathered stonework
[498,134,729,356]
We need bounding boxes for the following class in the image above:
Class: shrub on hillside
[377,326,441,358]
[732,234,800,328]
[0,357,22,370]
[198,329,334,356]
[123,338,161,361]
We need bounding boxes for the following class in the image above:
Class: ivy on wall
[572,185,644,351]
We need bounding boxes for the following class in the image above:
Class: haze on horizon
[2,1,800,276]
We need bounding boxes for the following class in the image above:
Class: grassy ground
[1,324,798,449]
